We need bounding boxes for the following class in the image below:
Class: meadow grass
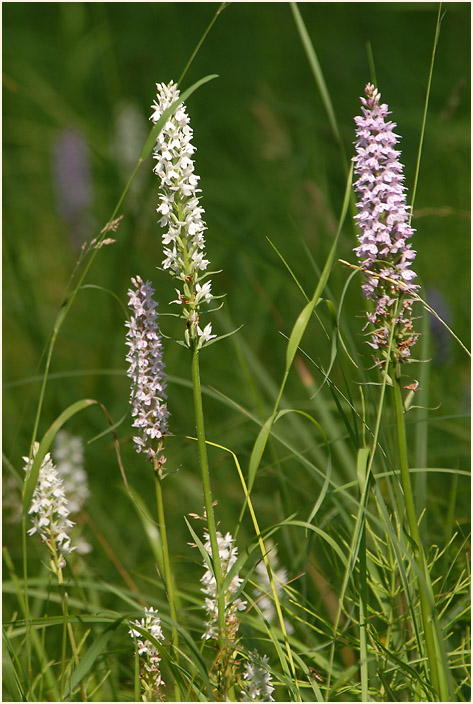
[3,2,470,702]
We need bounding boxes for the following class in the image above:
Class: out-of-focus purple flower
[52,128,93,247]
[426,288,453,365]
[111,102,147,210]
[353,83,419,365]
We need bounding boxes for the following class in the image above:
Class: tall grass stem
[290,1,347,171]
[178,3,229,85]
[410,3,443,213]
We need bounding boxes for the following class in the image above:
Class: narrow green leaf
[222,537,262,595]
[274,408,328,446]
[80,284,129,317]
[285,299,315,371]
[266,236,309,302]
[247,416,273,493]
[290,2,342,150]
[356,448,370,492]
[184,516,213,574]
[283,519,347,567]
[201,324,244,348]
[87,412,128,444]
[2,633,25,702]
[63,620,122,698]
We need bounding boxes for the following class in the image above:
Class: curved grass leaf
[248,416,274,493]
[2,633,25,702]
[202,324,244,348]
[286,298,317,372]
[63,618,124,699]
[279,519,347,568]
[23,398,96,515]
[290,1,345,164]
[184,516,213,575]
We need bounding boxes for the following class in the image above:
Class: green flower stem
[58,578,68,701]
[190,344,227,646]
[392,374,447,701]
[153,459,180,700]
[359,519,369,702]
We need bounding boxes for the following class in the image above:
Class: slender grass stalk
[290,1,347,170]
[178,2,229,85]
[191,344,227,648]
[357,448,370,701]
[20,516,32,684]
[152,458,180,700]
[392,374,450,701]
[58,577,68,700]
[410,3,443,213]
[359,525,368,701]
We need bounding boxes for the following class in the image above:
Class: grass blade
[23,399,96,514]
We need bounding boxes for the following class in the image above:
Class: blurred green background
[3,2,470,588]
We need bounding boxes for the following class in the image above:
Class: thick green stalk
[190,345,226,645]
[153,460,180,700]
[392,374,447,701]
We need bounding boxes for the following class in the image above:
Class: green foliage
[3,2,470,702]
